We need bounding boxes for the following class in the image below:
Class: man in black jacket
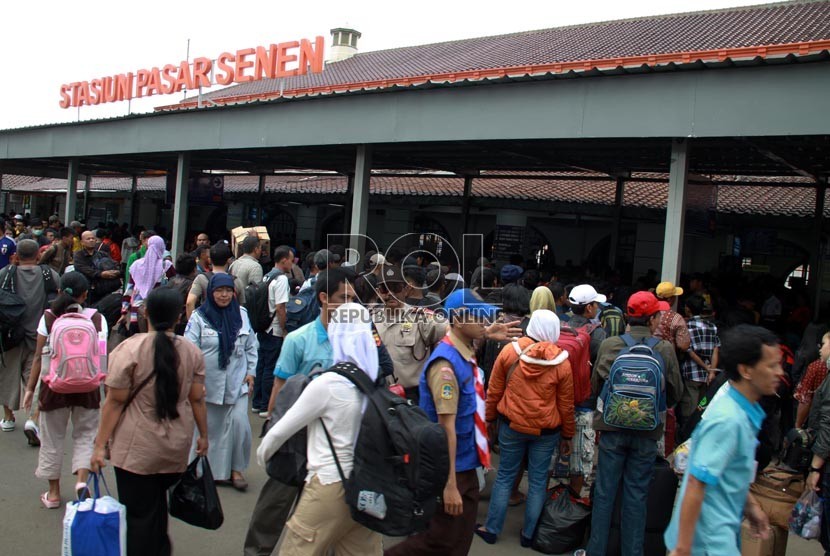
[73,230,121,304]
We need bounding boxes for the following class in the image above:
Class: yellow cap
[655,281,683,299]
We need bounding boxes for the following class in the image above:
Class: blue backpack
[599,334,666,431]
[285,278,320,333]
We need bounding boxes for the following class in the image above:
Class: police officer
[373,265,447,404]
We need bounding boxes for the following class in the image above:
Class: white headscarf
[526,309,561,343]
[328,303,379,384]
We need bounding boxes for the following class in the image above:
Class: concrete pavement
[0,409,819,555]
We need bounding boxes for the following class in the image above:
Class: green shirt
[124,245,147,288]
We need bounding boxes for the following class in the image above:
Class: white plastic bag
[789,489,823,539]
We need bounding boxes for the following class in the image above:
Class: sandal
[474,525,497,545]
[40,492,60,509]
[75,482,90,500]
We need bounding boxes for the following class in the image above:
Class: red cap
[657,300,671,311]
[627,291,664,318]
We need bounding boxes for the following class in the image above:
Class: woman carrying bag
[476,309,575,545]
[185,272,258,491]
[257,303,383,555]
[23,272,106,508]
[91,287,208,556]
[120,235,176,335]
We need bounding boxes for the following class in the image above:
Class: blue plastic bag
[62,472,126,556]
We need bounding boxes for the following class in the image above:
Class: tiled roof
[4,172,825,218]
[161,1,830,109]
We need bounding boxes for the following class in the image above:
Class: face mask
[33,229,43,236]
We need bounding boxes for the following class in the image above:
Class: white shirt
[267,274,290,337]
[257,372,363,485]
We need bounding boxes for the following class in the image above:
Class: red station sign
[59,37,326,108]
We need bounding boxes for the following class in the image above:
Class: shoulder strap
[642,336,660,349]
[325,362,376,395]
[124,372,155,411]
[1,265,16,292]
[620,333,636,348]
[320,419,348,485]
[506,342,537,387]
[44,310,57,335]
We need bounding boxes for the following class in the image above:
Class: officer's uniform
[373,305,447,402]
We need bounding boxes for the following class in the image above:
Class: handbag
[62,472,127,556]
[169,456,224,530]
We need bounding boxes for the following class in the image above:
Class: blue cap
[442,288,499,321]
[500,264,523,283]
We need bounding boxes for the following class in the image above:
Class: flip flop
[40,492,60,509]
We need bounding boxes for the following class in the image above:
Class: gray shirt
[230,255,264,290]
[185,308,259,405]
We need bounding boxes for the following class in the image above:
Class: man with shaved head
[73,230,121,304]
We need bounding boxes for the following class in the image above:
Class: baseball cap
[313,249,341,269]
[14,214,23,220]
[370,253,386,266]
[627,291,669,318]
[379,265,406,284]
[500,264,523,283]
[445,272,465,284]
[69,220,82,228]
[477,257,492,268]
[655,281,684,299]
[568,284,607,306]
[443,288,499,321]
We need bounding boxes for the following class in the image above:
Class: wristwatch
[809,466,823,474]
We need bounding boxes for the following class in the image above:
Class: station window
[786,264,810,288]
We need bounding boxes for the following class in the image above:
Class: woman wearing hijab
[476,309,575,546]
[185,273,258,491]
[529,286,556,314]
[256,303,382,555]
[122,235,176,334]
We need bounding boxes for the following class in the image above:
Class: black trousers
[243,477,300,556]
[114,467,180,556]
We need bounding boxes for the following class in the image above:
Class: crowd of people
[0,211,828,555]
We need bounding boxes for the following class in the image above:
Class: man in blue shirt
[0,221,16,269]
[665,325,780,555]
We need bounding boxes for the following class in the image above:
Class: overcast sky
[1,0,764,130]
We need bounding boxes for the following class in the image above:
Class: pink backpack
[42,309,105,394]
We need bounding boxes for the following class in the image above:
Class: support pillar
[171,153,190,260]
[811,180,827,316]
[257,175,266,224]
[129,175,138,230]
[348,145,372,260]
[609,177,625,269]
[660,139,690,285]
[64,159,79,224]
[0,174,6,215]
[82,174,91,221]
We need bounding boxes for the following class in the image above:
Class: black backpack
[0,265,56,360]
[324,362,450,537]
[244,271,278,334]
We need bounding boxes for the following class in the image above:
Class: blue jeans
[484,423,559,539]
[586,431,658,556]
[252,333,283,410]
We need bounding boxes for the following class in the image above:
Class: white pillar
[348,145,372,260]
[65,159,79,224]
[660,139,690,284]
[171,153,190,260]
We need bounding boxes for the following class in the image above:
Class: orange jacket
[486,336,575,438]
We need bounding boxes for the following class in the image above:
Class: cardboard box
[231,226,271,257]
[741,520,787,556]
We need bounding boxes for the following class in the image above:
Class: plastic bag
[532,485,592,554]
[789,489,822,539]
[169,456,224,530]
[62,472,126,556]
